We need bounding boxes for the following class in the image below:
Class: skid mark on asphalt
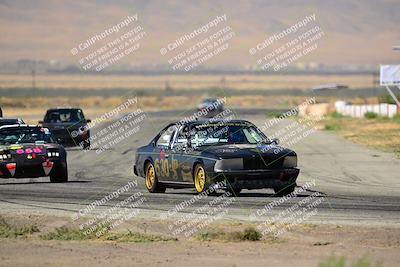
[341,169,362,182]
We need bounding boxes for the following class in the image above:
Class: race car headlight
[214,158,243,172]
[283,156,297,168]
[47,151,60,157]
[0,154,11,160]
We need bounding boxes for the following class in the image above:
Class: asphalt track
[0,109,399,226]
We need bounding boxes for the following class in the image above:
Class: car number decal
[15,148,42,154]
[154,157,179,179]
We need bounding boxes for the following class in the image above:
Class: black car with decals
[134,119,299,196]
[39,108,91,149]
[0,125,68,182]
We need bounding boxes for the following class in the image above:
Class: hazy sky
[0,0,399,68]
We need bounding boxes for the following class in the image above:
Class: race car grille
[51,129,70,136]
[243,157,284,170]
[16,165,45,177]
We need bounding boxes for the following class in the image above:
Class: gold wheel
[194,165,206,193]
[145,163,156,190]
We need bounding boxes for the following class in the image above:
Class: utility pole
[372,71,379,102]
[32,60,36,96]
[220,76,226,89]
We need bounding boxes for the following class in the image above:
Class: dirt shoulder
[315,113,400,158]
[0,213,398,267]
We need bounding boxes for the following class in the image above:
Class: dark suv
[40,108,91,149]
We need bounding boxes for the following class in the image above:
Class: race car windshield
[44,109,85,123]
[190,124,269,147]
[0,128,56,145]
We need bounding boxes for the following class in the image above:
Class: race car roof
[181,119,253,127]
[46,107,82,111]
[0,118,24,123]
[0,124,44,130]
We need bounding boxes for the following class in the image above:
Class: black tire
[144,162,166,193]
[50,162,68,183]
[273,184,296,197]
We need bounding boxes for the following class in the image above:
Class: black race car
[197,98,224,118]
[39,108,91,149]
[0,125,68,182]
[134,119,299,196]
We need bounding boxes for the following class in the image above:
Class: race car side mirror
[86,119,91,123]
[272,138,280,145]
[38,120,43,124]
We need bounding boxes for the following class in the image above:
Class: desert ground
[1,74,399,266]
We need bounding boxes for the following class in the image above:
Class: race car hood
[200,143,296,159]
[0,143,60,155]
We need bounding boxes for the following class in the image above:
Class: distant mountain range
[0,0,399,70]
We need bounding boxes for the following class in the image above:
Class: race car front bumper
[52,129,90,147]
[0,159,65,179]
[63,135,89,147]
[210,168,299,189]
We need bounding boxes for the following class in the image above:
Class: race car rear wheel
[273,184,296,197]
[145,162,166,193]
[50,163,68,183]
[194,164,208,193]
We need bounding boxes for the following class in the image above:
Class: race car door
[153,124,178,182]
[172,125,194,183]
